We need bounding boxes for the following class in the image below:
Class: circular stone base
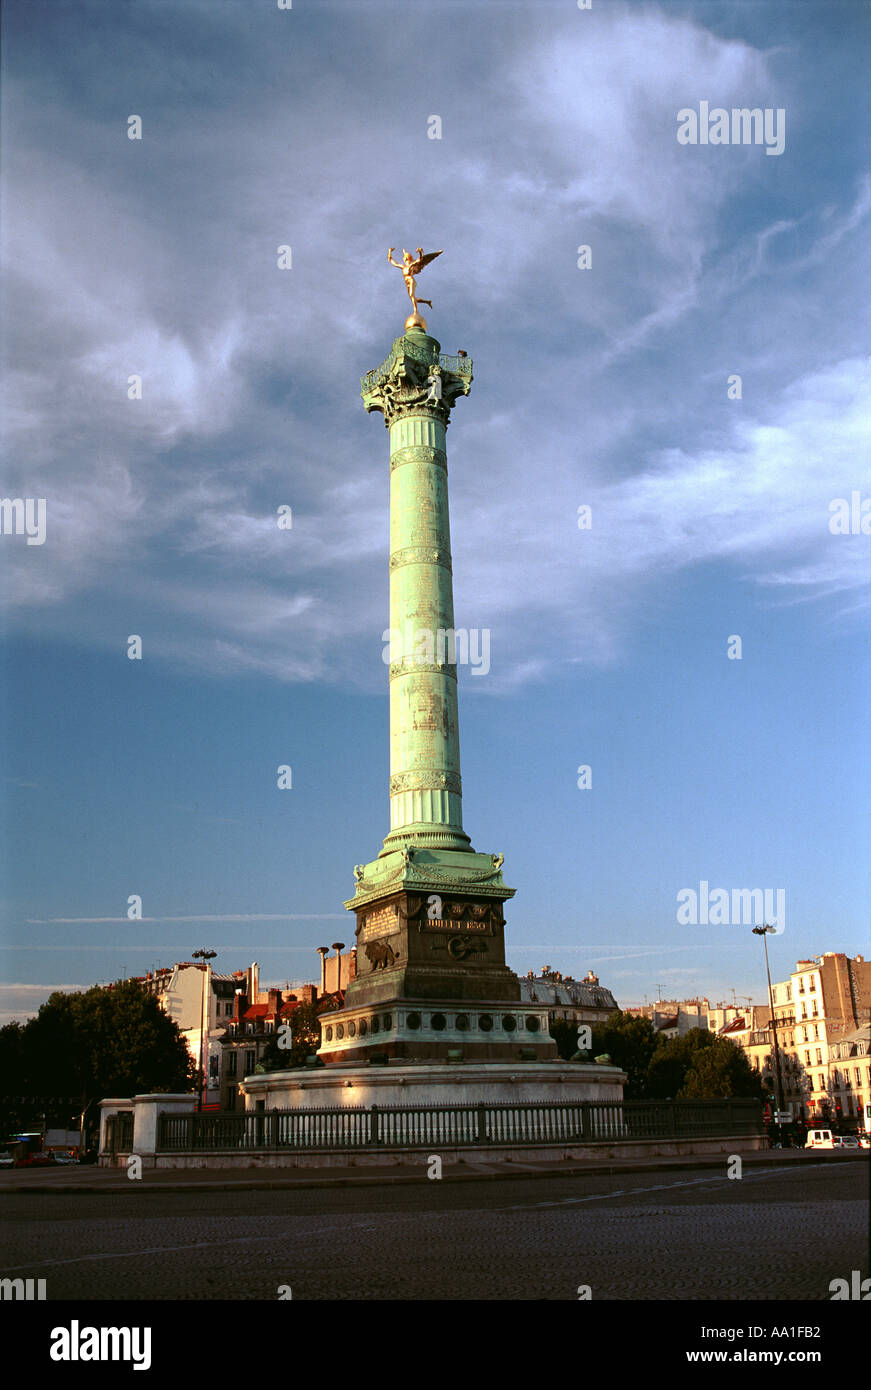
[243,1061,625,1112]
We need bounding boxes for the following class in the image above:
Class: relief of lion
[365,939,397,971]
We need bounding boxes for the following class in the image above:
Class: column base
[318,998,556,1065]
[381,824,473,854]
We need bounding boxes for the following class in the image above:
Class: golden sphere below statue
[405,312,428,332]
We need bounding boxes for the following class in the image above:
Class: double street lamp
[192,948,217,1111]
[752,925,785,1126]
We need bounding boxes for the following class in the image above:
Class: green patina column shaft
[362,328,474,853]
[314,311,558,1061]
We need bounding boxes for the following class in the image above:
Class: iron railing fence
[156,1099,761,1153]
[104,1110,134,1154]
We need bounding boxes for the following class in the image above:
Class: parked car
[14,1152,56,1167]
[806,1128,837,1149]
[0,1151,15,1169]
[50,1152,79,1165]
[833,1135,860,1150]
[858,1135,870,1149]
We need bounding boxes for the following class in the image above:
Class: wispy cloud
[5,3,865,692]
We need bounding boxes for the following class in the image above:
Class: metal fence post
[371,1103,380,1146]
[477,1103,488,1143]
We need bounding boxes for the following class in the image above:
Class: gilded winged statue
[388,246,443,318]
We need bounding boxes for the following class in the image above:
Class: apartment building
[116,961,265,1100]
[518,969,618,1026]
[626,998,711,1038]
[736,953,870,1122]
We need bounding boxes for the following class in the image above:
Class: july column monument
[318,250,556,1063]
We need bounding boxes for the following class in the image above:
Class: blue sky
[1,0,868,1024]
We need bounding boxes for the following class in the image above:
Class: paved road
[2,1160,866,1300]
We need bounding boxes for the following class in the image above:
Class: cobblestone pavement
[1,1161,866,1301]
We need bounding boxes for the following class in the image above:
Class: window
[808,977,816,991]
[226,1053,237,1077]
[245,1050,255,1072]
[815,1049,822,1065]
[812,1001,818,1016]
[226,1089,236,1111]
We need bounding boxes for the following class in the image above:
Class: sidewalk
[0,1147,862,1194]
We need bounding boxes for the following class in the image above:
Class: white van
[806,1128,836,1149]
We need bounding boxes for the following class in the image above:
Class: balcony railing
[360,339,474,395]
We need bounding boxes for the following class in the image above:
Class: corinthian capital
[361,333,472,427]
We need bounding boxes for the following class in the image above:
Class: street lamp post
[192,948,217,1112]
[752,925,785,1131]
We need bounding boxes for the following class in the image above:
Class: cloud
[1,1,865,692]
[0,983,84,1026]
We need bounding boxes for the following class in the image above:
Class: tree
[677,1037,767,1101]
[2,982,197,1143]
[0,1022,42,1138]
[588,1011,658,1099]
[258,1001,322,1071]
[549,1017,580,1061]
[645,1028,716,1099]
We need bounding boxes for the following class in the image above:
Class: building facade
[518,969,618,1027]
[725,953,870,1124]
[626,998,711,1038]
[115,961,265,1101]
[828,1024,871,1128]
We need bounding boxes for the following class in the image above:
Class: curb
[1,1150,863,1195]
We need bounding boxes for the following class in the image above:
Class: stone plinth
[317,996,554,1064]
[243,1061,623,1111]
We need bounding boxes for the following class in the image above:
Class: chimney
[317,946,330,994]
[267,988,282,1013]
[331,943,346,992]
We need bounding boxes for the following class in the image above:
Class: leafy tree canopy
[677,1037,767,1101]
[1,982,196,1136]
[258,1001,322,1071]
[588,1011,659,1099]
[645,1027,716,1099]
[547,1014,765,1104]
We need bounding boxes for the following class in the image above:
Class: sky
[1,0,868,1026]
